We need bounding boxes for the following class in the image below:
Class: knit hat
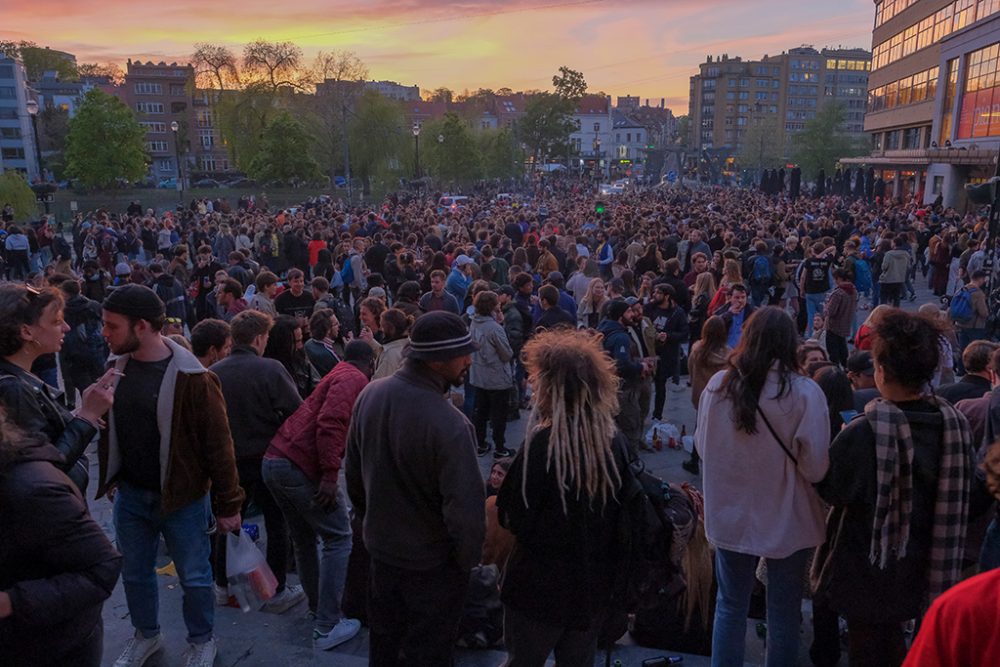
[406,311,479,361]
[103,284,165,322]
[115,262,132,276]
[367,286,387,300]
[605,299,630,322]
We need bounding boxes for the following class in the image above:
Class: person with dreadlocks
[816,309,974,666]
[696,306,831,667]
[496,328,626,666]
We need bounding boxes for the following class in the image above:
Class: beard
[110,329,141,356]
[447,366,469,389]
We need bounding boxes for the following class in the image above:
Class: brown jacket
[688,342,731,410]
[96,336,245,517]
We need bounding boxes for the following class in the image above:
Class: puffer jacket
[0,439,122,665]
[469,314,514,390]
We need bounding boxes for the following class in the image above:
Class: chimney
[660,98,665,108]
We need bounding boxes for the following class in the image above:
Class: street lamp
[412,122,421,179]
[593,137,602,178]
[25,99,41,182]
[170,120,183,202]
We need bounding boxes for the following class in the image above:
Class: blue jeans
[262,458,352,633]
[712,547,810,667]
[805,292,827,337]
[114,483,214,643]
[980,517,1000,570]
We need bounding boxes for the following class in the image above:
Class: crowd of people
[3,173,1000,667]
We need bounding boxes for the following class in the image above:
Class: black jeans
[846,620,906,667]
[826,332,848,368]
[881,282,903,308]
[473,386,509,451]
[503,604,601,666]
[212,459,289,592]
[368,559,468,666]
[652,348,680,419]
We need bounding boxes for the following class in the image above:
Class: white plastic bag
[644,421,680,445]
[226,530,277,612]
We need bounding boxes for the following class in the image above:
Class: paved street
[91,288,939,667]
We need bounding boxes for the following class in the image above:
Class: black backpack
[613,437,696,613]
[62,308,108,372]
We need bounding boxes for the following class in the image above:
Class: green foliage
[422,113,482,182]
[478,127,523,180]
[64,89,147,190]
[19,45,78,81]
[552,66,587,102]
[519,92,575,161]
[792,103,870,179]
[38,105,71,154]
[246,112,322,183]
[737,116,785,174]
[348,92,407,195]
[0,171,38,221]
[215,85,280,172]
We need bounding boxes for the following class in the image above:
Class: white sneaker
[213,583,230,606]
[260,584,306,614]
[182,638,218,667]
[313,618,361,650]
[113,631,164,667]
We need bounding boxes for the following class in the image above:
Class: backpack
[340,257,355,287]
[62,309,108,371]
[750,255,772,285]
[852,258,873,293]
[613,436,695,613]
[950,287,976,325]
[327,295,355,336]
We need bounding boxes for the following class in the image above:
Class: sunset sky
[3,0,875,112]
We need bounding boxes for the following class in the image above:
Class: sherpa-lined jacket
[96,336,245,517]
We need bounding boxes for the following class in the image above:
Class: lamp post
[412,122,421,180]
[170,121,183,203]
[593,137,602,178]
[25,99,41,182]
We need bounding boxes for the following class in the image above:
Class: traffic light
[595,200,606,214]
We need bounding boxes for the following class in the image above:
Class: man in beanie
[98,285,244,667]
[598,299,649,455]
[345,311,485,665]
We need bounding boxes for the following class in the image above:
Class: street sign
[666,170,677,183]
[70,201,78,211]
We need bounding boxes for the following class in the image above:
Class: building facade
[0,55,40,181]
[688,47,871,168]
[844,1,1000,205]
[570,95,613,175]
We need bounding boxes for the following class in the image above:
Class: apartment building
[688,47,871,166]
[843,0,1000,205]
[0,55,40,181]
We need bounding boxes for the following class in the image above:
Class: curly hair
[0,284,64,357]
[520,328,621,513]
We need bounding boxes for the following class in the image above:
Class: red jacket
[266,362,368,484]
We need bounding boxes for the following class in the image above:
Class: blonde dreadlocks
[520,328,621,513]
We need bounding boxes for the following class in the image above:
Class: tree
[300,51,369,183]
[214,85,280,172]
[479,127,523,180]
[348,92,407,196]
[19,45,78,81]
[737,115,784,178]
[246,112,322,183]
[674,115,690,146]
[423,112,482,182]
[64,89,147,190]
[552,66,587,102]
[242,40,304,91]
[519,92,575,161]
[307,50,368,88]
[0,171,38,221]
[77,62,125,84]
[426,88,454,104]
[792,103,870,179]
[191,43,240,90]
[38,105,71,154]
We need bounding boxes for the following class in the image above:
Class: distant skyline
[3,0,875,113]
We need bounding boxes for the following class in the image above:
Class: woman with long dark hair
[696,307,830,667]
[264,315,319,398]
[683,316,731,475]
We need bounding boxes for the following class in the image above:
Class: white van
[437,195,469,212]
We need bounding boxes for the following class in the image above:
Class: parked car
[225,177,257,188]
[157,177,177,189]
[191,178,223,188]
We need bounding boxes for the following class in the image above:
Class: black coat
[498,428,626,629]
[0,359,97,493]
[0,441,121,665]
[936,375,991,405]
[816,401,973,623]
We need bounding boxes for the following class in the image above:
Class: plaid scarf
[864,395,971,601]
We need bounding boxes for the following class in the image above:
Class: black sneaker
[494,447,514,459]
[477,444,491,457]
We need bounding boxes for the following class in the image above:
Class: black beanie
[103,284,165,322]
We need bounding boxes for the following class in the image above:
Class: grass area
[47,187,346,220]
